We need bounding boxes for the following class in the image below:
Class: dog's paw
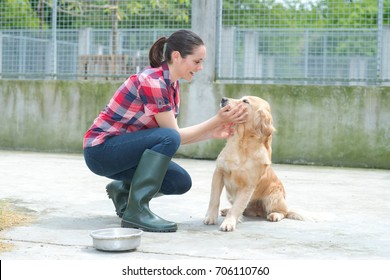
[220,217,237,232]
[267,212,284,222]
[203,213,218,225]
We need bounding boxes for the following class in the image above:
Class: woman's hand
[218,103,248,124]
[170,100,248,144]
[212,123,235,139]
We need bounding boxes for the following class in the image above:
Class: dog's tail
[286,209,334,222]
[286,210,307,221]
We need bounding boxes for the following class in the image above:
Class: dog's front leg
[204,168,224,225]
[220,186,255,231]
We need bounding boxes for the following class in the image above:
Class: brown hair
[149,30,204,68]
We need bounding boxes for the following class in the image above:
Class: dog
[204,96,305,231]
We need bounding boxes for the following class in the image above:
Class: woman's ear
[171,50,181,61]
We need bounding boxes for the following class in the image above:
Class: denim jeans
[84,128,192,195]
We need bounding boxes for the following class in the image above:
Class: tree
[222,0,388,28]
[1,0,388,30]
[0,0,43,29]
[26,0,191,29]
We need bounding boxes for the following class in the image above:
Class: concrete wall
[179,84,390,169]
[1,79,389,169]
[0,80,119,152]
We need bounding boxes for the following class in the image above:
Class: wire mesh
[0,0,191,80]
[217,0,390,85]
[0,0,389,85]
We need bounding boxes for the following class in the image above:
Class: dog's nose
[221,97,229,108]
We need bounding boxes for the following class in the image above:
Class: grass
[0,200,34,253]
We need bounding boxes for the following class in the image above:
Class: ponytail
[149,37,167,68]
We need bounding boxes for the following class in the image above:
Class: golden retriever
[204,96,305,231]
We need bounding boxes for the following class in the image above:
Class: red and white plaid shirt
[83,62,180,148]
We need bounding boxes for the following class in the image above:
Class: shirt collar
[161,61,178,89]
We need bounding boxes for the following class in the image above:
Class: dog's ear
[255,108,275,137]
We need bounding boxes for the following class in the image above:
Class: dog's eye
[242,99,249,104]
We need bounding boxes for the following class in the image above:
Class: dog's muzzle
[220,97,229,108]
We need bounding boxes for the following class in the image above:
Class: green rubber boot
[106,181,130,218]
[121,149,177,232]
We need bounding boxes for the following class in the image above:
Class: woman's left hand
[218,103,248,124]
[212,123,235,139]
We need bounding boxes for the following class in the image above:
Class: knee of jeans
[84,149,105,176]
[161,174,192,195]
[177,175,192,194]
[180,176,192,194]
[180,181,192,194]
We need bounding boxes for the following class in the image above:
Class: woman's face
[174,45,206,82]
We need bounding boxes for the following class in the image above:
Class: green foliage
[0,0,44,29]
[120,0,191,28]
[0,0,388,30]
[384,0,390,24]
[46,0,189,28]
[222,0,388,28]
[221,0,386,57]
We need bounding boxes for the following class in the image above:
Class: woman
[83,30,247,232]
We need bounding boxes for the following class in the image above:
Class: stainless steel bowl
[90,228,143,252]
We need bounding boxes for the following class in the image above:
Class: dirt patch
[0,200,35,253]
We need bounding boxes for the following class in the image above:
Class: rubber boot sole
[121,219,177,232]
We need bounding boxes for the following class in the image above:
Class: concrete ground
[1,150,390,260]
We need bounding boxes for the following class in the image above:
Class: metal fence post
[377,0,383,85]
[382,26,390,86]
[52,0,57,79]
[0,31,2,79]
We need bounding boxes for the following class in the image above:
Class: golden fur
[204,96,305,231]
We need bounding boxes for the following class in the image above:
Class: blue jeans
[84,128,192,195]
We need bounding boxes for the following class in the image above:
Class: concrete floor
[1,150,390,261]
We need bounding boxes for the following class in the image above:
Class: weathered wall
[179,84,390,169]
[0,80,119,152]
[0,80,389,169]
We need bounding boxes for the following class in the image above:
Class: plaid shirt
[83,62,180,148]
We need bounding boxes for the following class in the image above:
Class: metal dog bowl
[90,228,143,252]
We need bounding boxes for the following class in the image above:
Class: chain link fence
[0,0,191,80]
[0,0,389,85]
[217,0,390,85]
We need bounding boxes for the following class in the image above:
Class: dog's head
[221,96,275,138]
